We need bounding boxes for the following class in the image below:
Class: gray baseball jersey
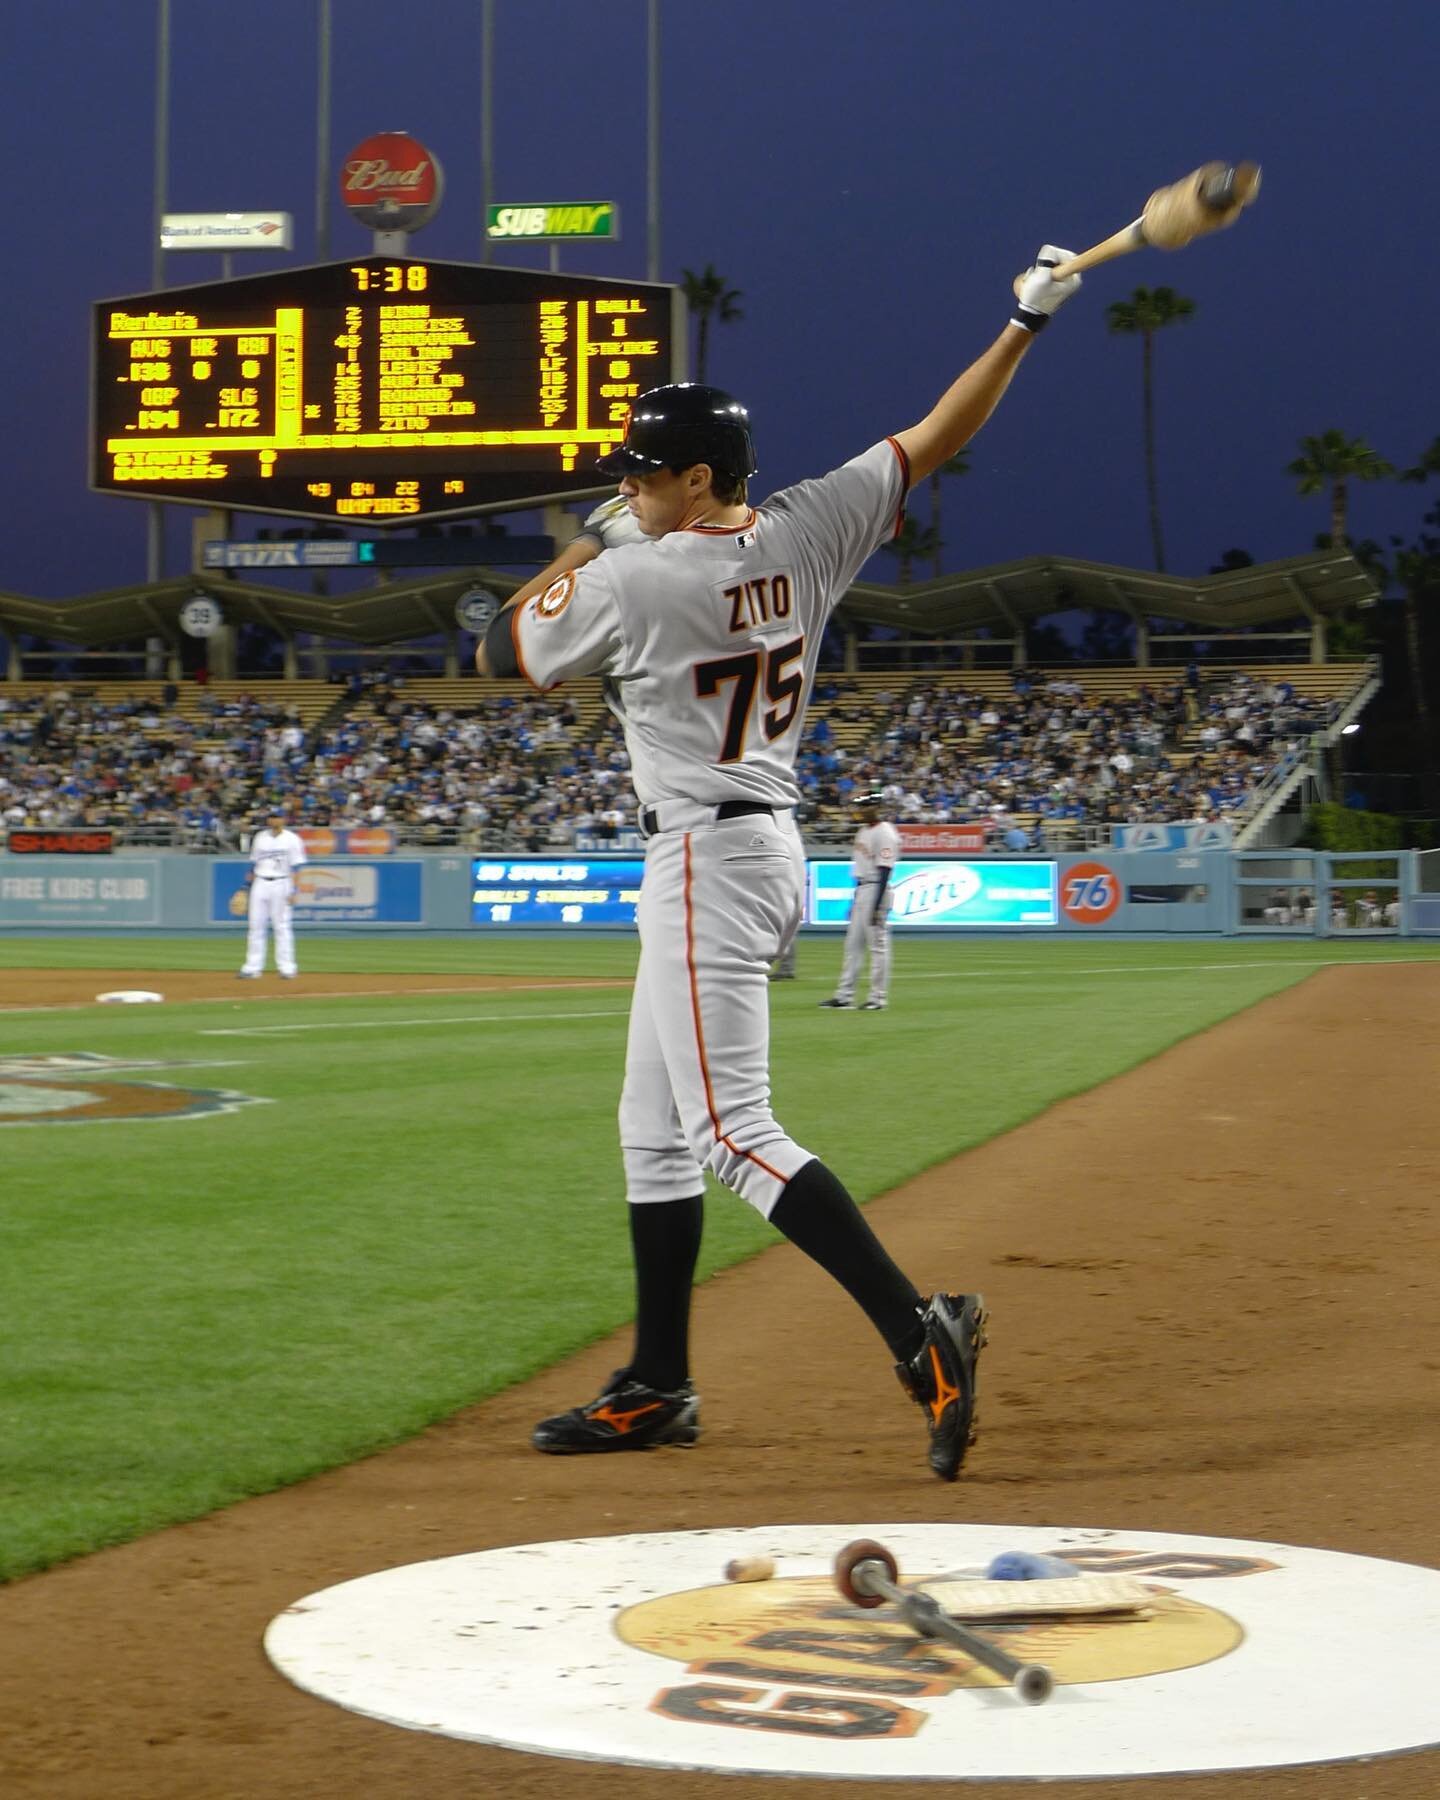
[507,439,908,806]
[851,820,901,880]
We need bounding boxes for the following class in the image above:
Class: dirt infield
[2,964,1437,1800]
[0,968,630,1009]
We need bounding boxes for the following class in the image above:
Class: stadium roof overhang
[0,570,519,650]
[0,548,1377,651]
[833,549,1379,636]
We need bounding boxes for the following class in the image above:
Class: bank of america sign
[160,213,294,251]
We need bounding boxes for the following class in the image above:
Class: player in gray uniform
[821,791,901,1009]
[477,247,1081,1478]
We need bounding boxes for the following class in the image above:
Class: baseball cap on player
[595,383,758,481]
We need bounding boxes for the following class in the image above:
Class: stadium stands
[0,662,1370,850]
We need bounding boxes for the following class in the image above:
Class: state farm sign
[340,131,444,233]
[897,822,991,854]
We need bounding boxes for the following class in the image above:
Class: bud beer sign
[340,131,444,233]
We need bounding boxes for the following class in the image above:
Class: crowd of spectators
[0,685,312,843]
[0,666,1344,849]
[794,668,1338,839]
[303,686,635,846]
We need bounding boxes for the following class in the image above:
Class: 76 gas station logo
[1060,861,1122,924]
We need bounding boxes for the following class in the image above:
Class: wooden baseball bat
[833,1539,1053,1705]
[1018,161,1262,291]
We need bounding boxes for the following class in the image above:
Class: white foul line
[192,954,1437,1037]
[200,1008,632,1037]
[0,977,630,1018]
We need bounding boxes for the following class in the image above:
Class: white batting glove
[1011,246,1081,333]
[580,496,647,550]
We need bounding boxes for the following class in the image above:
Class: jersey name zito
[510,440,908,808]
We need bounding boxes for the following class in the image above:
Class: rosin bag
[918,1574,1158,1619]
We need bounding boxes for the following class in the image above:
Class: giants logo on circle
[535,573,576,619]
[340,131,444,233]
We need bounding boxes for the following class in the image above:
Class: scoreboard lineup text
[91,257,682,523]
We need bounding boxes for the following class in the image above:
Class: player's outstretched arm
[893,248,1080,486]
[476,499,646,676]
[476,536,600,675]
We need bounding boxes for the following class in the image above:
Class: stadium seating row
[0,663,1366,850]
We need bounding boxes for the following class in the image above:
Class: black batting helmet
[595,383,758,480]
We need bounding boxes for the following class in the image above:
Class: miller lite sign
[340,131,444,233]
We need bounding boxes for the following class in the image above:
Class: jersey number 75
[694,636,805,763]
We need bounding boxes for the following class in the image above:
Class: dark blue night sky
[3,0,1435,597]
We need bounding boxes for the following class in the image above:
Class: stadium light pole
[147,0,172,586]
[481,0,495,262]
[646,0,660,281]
[316,0,333,260]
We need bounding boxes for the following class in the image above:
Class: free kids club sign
[809,860,1058,928]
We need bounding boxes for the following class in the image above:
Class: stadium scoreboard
[471,858,645,926]
[91,256,683,525]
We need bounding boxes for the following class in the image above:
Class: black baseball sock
[769,1158,925,1362]
[627,1194,704,1392]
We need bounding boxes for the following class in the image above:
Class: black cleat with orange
[895,1293,987,1480]
[532,1369,701,1454]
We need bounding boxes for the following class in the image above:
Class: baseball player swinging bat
[1012,160,1261,294]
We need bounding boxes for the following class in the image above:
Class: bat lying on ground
[834,1539,1057,1705]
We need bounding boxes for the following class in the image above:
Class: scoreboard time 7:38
[91,256,684,525]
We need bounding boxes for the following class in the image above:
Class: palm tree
[878,515,940,584]
[1286,430,1394,549]
[1106,286,1196,572]
[1387,519,1439,761]
[1401,434,1440,485]
[679,264,743,383]
[1341,519,1436,769]
[928,449,970,578]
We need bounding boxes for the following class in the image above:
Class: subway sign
[486,203,619,241]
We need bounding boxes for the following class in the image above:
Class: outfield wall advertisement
[211,860,424,926]
[0,858,160,924]
[3,849,1432,935]
[464,857,1061,930]
[810,860,1058,927]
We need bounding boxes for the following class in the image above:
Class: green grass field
[3,932,1437,1581]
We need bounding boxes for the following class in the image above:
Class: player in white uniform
[238,806,308,979]
[477,248,1081,1478]
[822,793,901,1009]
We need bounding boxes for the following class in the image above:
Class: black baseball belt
[638,799,773,839]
